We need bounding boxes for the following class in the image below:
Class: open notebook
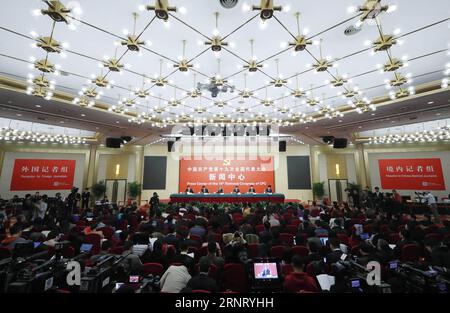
[316,274,336,291]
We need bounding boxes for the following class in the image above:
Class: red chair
[0,247,11,260]
[282,264,294,276]
[98,227,114,240]
[223,263,247,292]
[255,224,265,234]
[84,233,102,255]
[248,243,260,259]
[337,234,350,246]
[143,263,164,276]
[290,219,301,227]
[292,246,309,258]
[187,246,200,262]
[401,244,422,262]
[62,246,75,258]
[388,233,401,244]
[270,245,285,259]
[279,233,294,246]
[195,263,218,280]
[232,213,243,220]
[110,246,124,255]
[287,225,298,235]
[199,245,208,257]
[310,209,320,217]
[306,263,315,276]
[190,234,202,243]
[425,233,442,242]
[192,290,211,293]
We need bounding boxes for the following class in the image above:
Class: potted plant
[312,182,325,201]
[90,181,106,206]
[127,181,142,202]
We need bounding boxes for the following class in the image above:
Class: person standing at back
[82,188,90,211]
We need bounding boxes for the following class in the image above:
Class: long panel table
[169,193,285,204]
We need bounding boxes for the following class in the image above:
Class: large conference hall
[0,0,450,302]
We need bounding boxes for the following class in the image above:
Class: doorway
[105,179,127,206]
[328,179,348,203]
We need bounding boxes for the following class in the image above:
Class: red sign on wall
[10,159,76,191]
[378,158,445,190]
[179,157,275,193]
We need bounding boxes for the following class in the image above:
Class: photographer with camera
[423,191,441,224]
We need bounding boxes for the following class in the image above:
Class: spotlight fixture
[173,40,193,72]
[252,0,282,20]
[395,88,410,99]
[73,97,94,107]
[313,39,332,72]
[147,0,177,21]
[291,76,305,98]
[151,60,169,86]
[121,13,145,52]
[352,98,375,113]
[0,127,87,144]
[213,59,228,86]
[270,59,287,87]
[214,100,228,107]
[342,89,357,98]
[288,12,312,52]
[92,75,110,88]
[260,87,273,106]
[34,59,55,73]
[372,34,397,52]
[305,86,320,106]
[168,87,181,107]
[358,0,389,22]
[188,74,202,98]
[32,75,51,88]
[243,40,263,72]
[239,74,253,98]
[369,127,450,145]
[135,89,149,98]
[205,12,228,52]
[41,0,71,24]
[103,58,124,72]
[83,88,98,98]
[383,58,403,72]
[195,107,206,114]
[389,72,407,87]
[330,70,348,87]
[36,36,62,53]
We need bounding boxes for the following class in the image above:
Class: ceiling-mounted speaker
[105,138,122,149]
[121,136,132,143]
[333,138,348,149]
[168,141,175,152]
[344,24,362,36]
[219,0,238,9]
[321,136,335,144]
[279,141,286,152]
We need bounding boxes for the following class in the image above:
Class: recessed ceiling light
[60,121,64,124]
[371,113,376,116]
[358,126,362,129]
[436,113,441,116]
[16,113,22,117]
[428,101,434,104]
[116,121,120,124]
[338,120,342,123]
[35,105,41,108]
[81,114,86,117]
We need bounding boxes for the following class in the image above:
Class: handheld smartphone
[389,261,398,270]
[129,275,140,283]
[351,279,360,288]
[115,283,124,290]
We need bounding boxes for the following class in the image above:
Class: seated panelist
[264,185,273,194]
[185,185,194,194]
[200,185,209,194]
[232,186,241,194]
[216,185,224,194]
[248,185,256,194]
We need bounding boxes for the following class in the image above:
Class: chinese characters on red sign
[10,159,76,191]
[378,158,445,190]
[179,157,275,193]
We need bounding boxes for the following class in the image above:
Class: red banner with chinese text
[378,158,445,190]
[179,157,275,193]
[10,159,76,191]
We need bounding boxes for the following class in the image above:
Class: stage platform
[169,193,285,204]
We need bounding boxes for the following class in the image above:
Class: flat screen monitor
[253,262,279,280]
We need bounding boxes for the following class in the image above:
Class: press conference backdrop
[142,156,167,190]
[286,156,312,189]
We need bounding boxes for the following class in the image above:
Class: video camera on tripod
[393,262,449,293]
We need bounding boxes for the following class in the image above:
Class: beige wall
[311,142,450,198]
